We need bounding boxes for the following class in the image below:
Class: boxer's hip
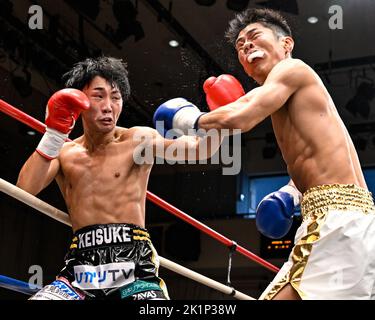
[260,184,375,300]
[59,223,164,297]
[300,183,375,221]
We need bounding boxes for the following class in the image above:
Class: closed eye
[236,42,244,52]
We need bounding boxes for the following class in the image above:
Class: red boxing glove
[36,89,90,159]
[203,74,245,111]
[45,88,90,134]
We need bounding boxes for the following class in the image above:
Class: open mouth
[247,50,265,64]
[99,118,113,125]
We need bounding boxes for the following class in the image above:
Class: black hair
[225,8,292,46]
[62,56,131,101]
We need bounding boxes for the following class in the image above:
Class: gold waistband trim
[301,184,375,220]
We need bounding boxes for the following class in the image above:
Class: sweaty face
[81,76,123,133]
[235,23,290,83]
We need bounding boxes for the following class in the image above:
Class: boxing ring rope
[0,98,279,274]
[0,177,71,227]
[0,275,41,295]
[0,178,254,300]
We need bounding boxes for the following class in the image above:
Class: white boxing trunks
[260,184,375,300]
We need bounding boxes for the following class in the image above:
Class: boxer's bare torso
[198,23,366,193]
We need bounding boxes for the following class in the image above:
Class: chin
[246,68,259,79]
[98,125,115,133]
[252,63,270,77]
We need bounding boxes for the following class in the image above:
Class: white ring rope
[0,178,71,226]
[0,177,255,300]
[159,257,253,300]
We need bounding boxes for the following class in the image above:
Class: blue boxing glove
[256,185,302,239]
[153,98,205,137]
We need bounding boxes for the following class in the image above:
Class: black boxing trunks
[30,223,169,300]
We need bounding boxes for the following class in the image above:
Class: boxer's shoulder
[267,59,314,87]
[270,59,307,77]
[127,126,156,137]
[119,127,157,148]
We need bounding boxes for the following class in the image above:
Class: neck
[251,63,274,85]
[254,74,266,85]
[83,128,116,152]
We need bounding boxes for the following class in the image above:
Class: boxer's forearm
[154,131,224,161]
[194,134,223,160]
[197,92,257,133]
[17,151,60,195]
[197,104,241,134]
[198,78,297,133]
[280,180,302,205]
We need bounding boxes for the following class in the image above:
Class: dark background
[0,0,374,299]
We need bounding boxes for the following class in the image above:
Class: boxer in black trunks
[17,56,221,300]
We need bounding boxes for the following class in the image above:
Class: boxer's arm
[156,133,223,161]
[280,179,303,204]
[17,151,60,195]
[17,89,88,194]
[287,179,300,194]
[132,127,223,162]
[197,59,309,132]
[255,178,302,239]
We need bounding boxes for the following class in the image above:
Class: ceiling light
[307,16,318,24]
[168,40,179,48]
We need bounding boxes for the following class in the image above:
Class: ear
[282,36,294,55]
